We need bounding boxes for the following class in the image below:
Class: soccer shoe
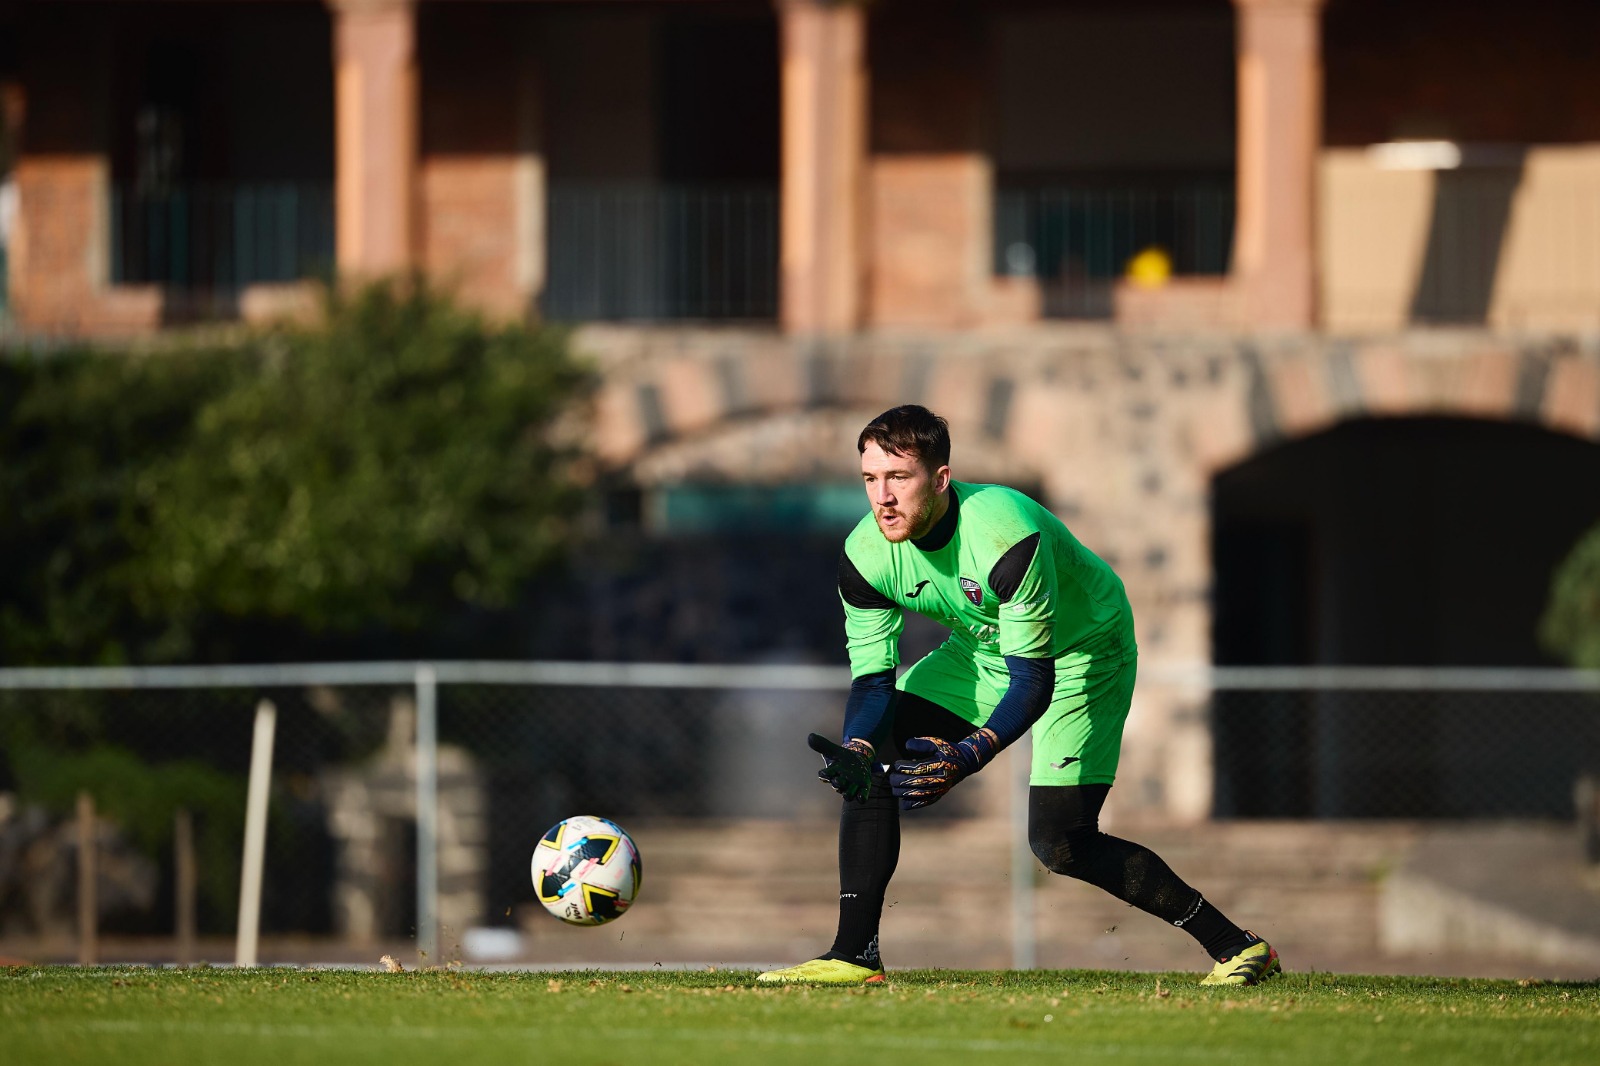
[1199,937,1281,986]
[755,958,886,985]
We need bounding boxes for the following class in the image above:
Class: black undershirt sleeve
[838,549,898,743]
[983,656,1055,749]
[984,533,1052,749]
[843,670,896,747]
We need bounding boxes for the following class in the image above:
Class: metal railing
[994,183,1235,318]
[1,662,1595,969]
[110,183,335,296]
[544,183,778,322]
[1193,666,1600,819]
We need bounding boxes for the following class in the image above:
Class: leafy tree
[1540,521,1600,669]
[0,279,593,664]
[0,345,237,664]
[6,735,248,930]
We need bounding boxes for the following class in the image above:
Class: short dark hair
[857,405,950,469]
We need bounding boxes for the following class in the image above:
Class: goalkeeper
[757,405,1279,988]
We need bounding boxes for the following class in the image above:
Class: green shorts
[897,640,1137,787]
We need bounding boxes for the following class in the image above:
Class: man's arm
[836,548,902,742]
[813,550,903,800]
[843,669,896,746]
[889,655,1054,809]
[807,669,896,801]
[981,654,1056,748]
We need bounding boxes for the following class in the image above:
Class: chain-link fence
[1207,667,1600,820]
[1,662,1596,970]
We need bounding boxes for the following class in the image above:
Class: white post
[235,699,277,968]
[1010,735,1036,970]
[415,663,439,965]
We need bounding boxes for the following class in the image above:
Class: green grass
[4,965,1598,1065]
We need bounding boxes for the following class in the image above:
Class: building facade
[9,0,1600,336]
[5,0,1600,820]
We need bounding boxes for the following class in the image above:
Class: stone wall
[321,696,487,945]
[578,324,1600,820]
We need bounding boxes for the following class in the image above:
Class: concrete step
[521,818,1430,973]
[519,818,1600,979]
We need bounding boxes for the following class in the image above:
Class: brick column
[418,7,544,321]
[331,0,418,277]
[9,15,163,335]
[865,9,992,329]
[777,0,866,335]
[1231,0,1324,330]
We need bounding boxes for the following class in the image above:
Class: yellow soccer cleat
[756,958,886,985]
[1200,937,1281,987]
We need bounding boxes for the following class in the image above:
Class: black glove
[889,728,1000,810]
[807,733,876,801]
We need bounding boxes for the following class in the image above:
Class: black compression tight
[831,779,1252,965]
[1029,784,1250,960]
[827,689,1255,965]
[827,766,899,965]
[829,692,970,964]
[1028,784,1202,919]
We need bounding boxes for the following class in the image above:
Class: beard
[875,492,937,543]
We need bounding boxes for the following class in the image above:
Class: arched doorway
[1209,417,1600,816]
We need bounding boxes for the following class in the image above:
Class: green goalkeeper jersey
[840,481,1135,680]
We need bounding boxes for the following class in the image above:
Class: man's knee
[1029,825,1104,878]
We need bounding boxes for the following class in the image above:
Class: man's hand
[807,733,876,801]
[890,728,1000,810]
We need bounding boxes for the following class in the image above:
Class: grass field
[5,965,1598,1065]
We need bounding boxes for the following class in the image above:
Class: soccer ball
[531,815,642,926]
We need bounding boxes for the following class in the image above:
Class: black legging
[1028,783,1204,925]
[830,691,1240,962]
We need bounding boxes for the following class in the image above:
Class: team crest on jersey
[959,577,984,606]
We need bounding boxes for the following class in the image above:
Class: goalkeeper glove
[807,733,875,801]
[889,728,1000,810]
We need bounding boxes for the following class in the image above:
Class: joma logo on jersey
[959,577,983,606]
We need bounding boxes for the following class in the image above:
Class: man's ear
[934,465,952,493]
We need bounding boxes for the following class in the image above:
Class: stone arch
[584,329,1600,653]
[1188,336,1600,481]
[576,326,1600,820]
[1198,339,1600,816]
[585,329,1056,490]
[1183,338,1600,661]
[583,329,1600,634]
[622,407,1047,490]
[1212,416,1600,665]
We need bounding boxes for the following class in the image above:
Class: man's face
[860,440,950,543]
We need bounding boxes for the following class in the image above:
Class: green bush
[8,739,247,929]
[0,278,593,664]
[1540,521,1600,670]
[0,344,238,664]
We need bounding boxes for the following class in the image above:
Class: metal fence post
[175,808,196,967]
[415,663,439,965]
[77,791,97,966]
[1010,735,1035,970]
